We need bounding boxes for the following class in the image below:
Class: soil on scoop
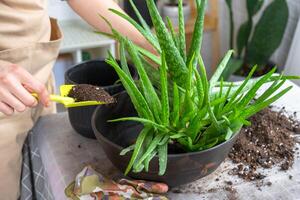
[68,84,115,103]
[228,107,300,181]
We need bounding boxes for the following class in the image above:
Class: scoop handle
[31,93,74,104]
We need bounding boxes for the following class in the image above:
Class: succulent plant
[224,0,289,79]
[98,0,298,176]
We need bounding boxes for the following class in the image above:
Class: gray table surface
[36,81,300,200]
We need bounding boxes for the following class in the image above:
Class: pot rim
[92,91,240,158]
[65,59,138,88]
[162,2,190,8]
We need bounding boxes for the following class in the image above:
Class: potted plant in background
[222,0,289,81]
[92,0,299,187]
[161,0,191,26]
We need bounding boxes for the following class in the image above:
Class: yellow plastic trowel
[32,85,112,108]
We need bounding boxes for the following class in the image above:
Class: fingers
[0,102,13,116]
[4,75,38,108]
[0,62,50,116]
[11,65,50,107]
[0,88,26,112]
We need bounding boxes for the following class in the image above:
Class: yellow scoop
[32,85,112,108]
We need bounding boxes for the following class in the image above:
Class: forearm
[68,0,153,52]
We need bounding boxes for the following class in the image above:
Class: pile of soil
[228,107,300,181]
[68,84,115,103]
[236,62,276,77]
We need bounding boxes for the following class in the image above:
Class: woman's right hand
[0,60,50,116]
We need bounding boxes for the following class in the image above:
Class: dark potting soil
[237,62,276,77]
[228,107,300,181]
[68,84,115,103]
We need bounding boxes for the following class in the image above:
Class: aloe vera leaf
[124,126,151,175]
[136,46,161,65]
[203,138,219,149]
[238,67,276,108]
[239,118,251,126]
[186,53,195,93]
[108,117,168,132]
[196,0,201,8]
[220,82,233,108]
[128,0,156,37]
[207,102,220,131]
[144,150,157,172]
[159,135,170,146]
[181,55,197,125]
[94,31,115,38]
[217,83,234,118]
[109,8,160,51]
[146,0,188,86]
[158,142,168,175]
[210,96,226,107]
[187,0,207,66]
[160,53,170,126]
[209,50,234,90]
[125,38,162,123]
[178,0,186,61]
[120,144,135,156]
[96,29,161,66]
[221,58,244,81]
[200,122,225,142]
[187,137,194,151]
[214,78,224,115]
[216,75,300,88]
[198,56,209,106]
[119,41,131,78]
[255,76,286,104]
[171,82,180,127]
[188,108,209,141]
[225,127,234,140]
[194,68,204,108]
[242,86,292,119]
[170,133,187,139]
[133,130,154,171]
[222,115,231,125]
[166,17,179,50]
[207,51,234,131]
[222,65,257,113]
[106,55,153,120]
[133,163,145,173]
[135,134,165,167]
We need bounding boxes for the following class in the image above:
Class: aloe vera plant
[99,0,298,176]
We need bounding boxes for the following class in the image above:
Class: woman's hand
[0,60,50,116]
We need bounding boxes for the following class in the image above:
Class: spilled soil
[228,107,300,181]
[68,84,115,103]
[171,107,300,196]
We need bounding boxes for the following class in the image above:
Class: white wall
[48,0,79,20]
[219,0,300,67]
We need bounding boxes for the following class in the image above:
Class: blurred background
[48,0,300,92]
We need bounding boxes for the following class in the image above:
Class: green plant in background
[223,0,289,80]
[98,0,298,176]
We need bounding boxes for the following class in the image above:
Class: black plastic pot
[65,60,137,139]
[124,0,157,28]
[92,91,240,187]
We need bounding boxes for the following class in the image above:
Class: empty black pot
[92,91,240,187]
[65,60,137,139]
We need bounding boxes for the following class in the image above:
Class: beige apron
[0,1,62,199]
